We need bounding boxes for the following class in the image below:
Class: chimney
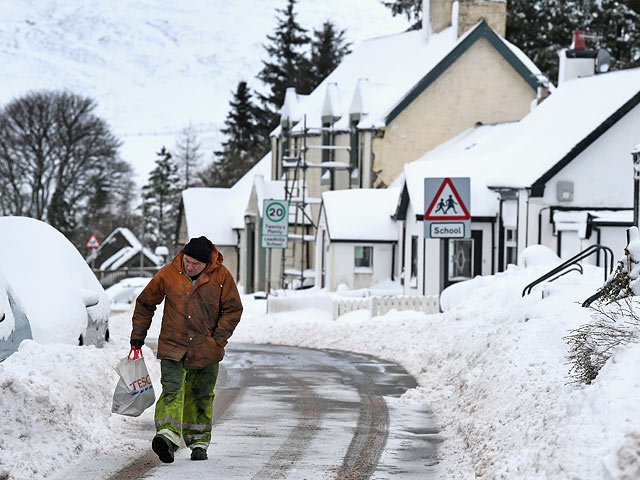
[349,78,369,122]
[321,82,342,124]
[422,0,431,42]
[557,30,596,85]
[456,0,506,38]
[430,0,455,34]
[280,87,300,127]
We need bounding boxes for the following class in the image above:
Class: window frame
[354,245,373,273]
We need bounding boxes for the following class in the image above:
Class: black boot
[152,434,176,463]
[190,447,208,461]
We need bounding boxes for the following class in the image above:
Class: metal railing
[522,244,614,297]
[93,267,160,289]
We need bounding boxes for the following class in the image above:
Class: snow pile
[0,310,160,480]
[233,260,640,478]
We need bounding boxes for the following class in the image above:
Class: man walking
[130,236,243,463]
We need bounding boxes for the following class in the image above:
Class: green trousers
[154,359,219,450]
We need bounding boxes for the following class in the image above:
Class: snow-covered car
[0,269,33,361]
[105,276,151,307]
[0,216,110,346]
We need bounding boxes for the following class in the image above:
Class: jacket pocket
[186,335,225,368]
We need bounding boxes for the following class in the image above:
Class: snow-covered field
[0,0,410,183]
[2,255,640,479]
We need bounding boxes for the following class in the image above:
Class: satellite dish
[596,48,611,73]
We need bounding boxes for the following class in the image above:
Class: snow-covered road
[105,343,438,479]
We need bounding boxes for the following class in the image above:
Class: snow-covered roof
[182,152,272,243]
[252,175,313,225]
[277,20,544,135]
[402,67,640,217]
[182,188,240,245]
[99,245,160,270]
[403,123,512,217]
[229,152,272,229]
[482,67,640,188]
[253,175,285,216]
[89,227,162,269]
[323,187,400,241]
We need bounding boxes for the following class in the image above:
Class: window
[354,246,373,271]
[505,227,517,266]
[448,239,473,281]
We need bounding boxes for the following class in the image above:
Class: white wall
[520,103,640,261]
[327,242,394,290]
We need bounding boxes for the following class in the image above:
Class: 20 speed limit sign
[261,199,289,248]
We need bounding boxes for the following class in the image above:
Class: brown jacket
[131,246,243,368]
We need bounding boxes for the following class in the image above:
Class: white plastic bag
[111,347,155,417]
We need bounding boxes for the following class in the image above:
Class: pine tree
[257,0,311,136]
[382,0,422,22]
[200,81,264,188]
[141,146,181,250]
[174,123,203,189]
[308,21,352,89]
[380,0,640,83]
[507,0,640,83]
[588,0,640,71]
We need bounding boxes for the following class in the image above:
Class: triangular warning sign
[86,234,100,248]
[424,178,470,220]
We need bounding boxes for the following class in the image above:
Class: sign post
[86,234,101,268]
[424,177,471,239]
[262,199,289,299]
[261,199,289,248]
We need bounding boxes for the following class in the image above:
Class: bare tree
[174,123,203,189]
[0,90,128,244]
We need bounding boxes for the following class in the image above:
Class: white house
[266,0,548,290]
[395,65,640,295]
[315,187,400,291]
[177,152,271,285]
[90,227,162,270]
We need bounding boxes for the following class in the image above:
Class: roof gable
[399,67,640,210]
[531,89,640,193]
[385,20,542,125]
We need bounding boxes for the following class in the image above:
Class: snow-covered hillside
[0,0,409,183]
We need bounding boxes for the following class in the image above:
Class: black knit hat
[183,236,213,263]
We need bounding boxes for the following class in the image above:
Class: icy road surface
[104,343,439,479]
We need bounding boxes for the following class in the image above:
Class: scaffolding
[279,114,351,289]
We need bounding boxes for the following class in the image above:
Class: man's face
[183,254,207,277]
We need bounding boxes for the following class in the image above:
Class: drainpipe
[538,206,551,245]
[391,242,395,282]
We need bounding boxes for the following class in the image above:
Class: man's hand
[130,339,144,350]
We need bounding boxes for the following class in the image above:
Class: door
[442,230,482,290]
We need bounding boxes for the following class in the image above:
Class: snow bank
[234,261,640,478]
[0,309,160,480]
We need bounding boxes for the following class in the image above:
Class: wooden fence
[332,295,440,320]
[267,293,440,319]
